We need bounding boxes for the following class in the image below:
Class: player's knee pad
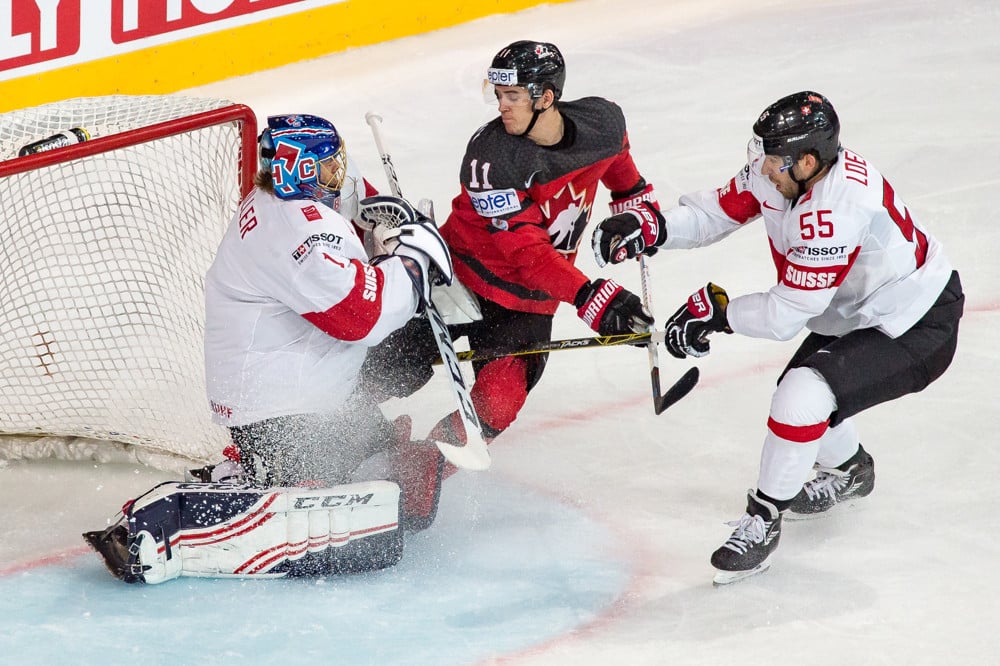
[767,366,837,442]
[84,480,404,584]
[470,357,529,434]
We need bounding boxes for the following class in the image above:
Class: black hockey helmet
[752,91,840,168]
[487,40,566,100]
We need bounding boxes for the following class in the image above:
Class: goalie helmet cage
[0,96,257,471]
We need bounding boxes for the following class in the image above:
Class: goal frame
[0,104,257,194]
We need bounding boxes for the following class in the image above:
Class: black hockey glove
[664,282,733,359]
[575,279,654,335]
[591,201,667,267]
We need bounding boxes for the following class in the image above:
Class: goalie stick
[639,255,699,414]
[365,111,491,471]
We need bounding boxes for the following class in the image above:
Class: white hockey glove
[359,195,454,303]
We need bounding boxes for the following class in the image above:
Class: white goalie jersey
[204,188,420,427]
[662,147,953,340]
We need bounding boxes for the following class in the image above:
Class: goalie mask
[258,114,352,209]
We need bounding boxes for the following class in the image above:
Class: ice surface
[2,0,998,663]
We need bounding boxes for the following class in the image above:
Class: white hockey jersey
[662,147,953,340]
[204,188,420,427]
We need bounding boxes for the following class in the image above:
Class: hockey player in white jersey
[591,91,964,584]
[84,114,453,583]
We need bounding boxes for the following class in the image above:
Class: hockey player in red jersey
[430,40,658,450]
[592,91,964,584]
[84,115,453,583]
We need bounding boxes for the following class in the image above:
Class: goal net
[0,96,257,471]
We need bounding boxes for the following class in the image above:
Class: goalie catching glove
[359,195,454,303]
[664,282,733,358]
[575,278,653,335]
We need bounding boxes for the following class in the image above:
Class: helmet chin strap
[519,97,551,137]
[519,108,543,137]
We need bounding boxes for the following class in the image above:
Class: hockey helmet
[752,91,841,170]
[485,40,566,101]
[258,114,348,202]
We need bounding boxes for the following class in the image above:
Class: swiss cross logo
[0,0,81,70]
[302,205,321,221]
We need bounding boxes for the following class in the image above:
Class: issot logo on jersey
[789,244,849,262]
[292,232,344,262]
[782,261,845,290]
[468,188,521,218]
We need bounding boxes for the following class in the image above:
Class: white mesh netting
[0,96,255,471]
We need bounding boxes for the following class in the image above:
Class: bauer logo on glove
[664,282,733,359]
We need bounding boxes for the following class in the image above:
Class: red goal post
[0,96,257,471]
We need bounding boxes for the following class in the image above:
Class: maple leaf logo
[541,182,590,252]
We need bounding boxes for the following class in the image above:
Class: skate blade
[785,497,868,521]
[783,511,826,522]
[712,561,771,586]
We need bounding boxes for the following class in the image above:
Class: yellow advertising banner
[1,0,571,113]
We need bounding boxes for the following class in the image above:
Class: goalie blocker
[83,480,403,584]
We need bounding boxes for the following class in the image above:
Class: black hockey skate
[787,444,875,519]
[711,490,782,585]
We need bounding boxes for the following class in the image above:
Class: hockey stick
[639,256,700,414]
[365,111,491,471]
[442,331,665,364]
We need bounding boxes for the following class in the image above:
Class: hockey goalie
[85,113,454,583]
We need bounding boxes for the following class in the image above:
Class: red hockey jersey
[440,97,645,315]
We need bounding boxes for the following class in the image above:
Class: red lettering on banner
[111,0,309,43]
[0,1,80,71]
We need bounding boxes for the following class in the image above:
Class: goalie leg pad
[84,480,403,584]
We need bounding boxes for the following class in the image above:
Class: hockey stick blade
[653,367,699,415]
[431,438,490,471]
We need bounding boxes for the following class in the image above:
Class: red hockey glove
[608,179,659,216]
[592,200,667,267]
[575,279,654,335]
[664,283,733,359]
